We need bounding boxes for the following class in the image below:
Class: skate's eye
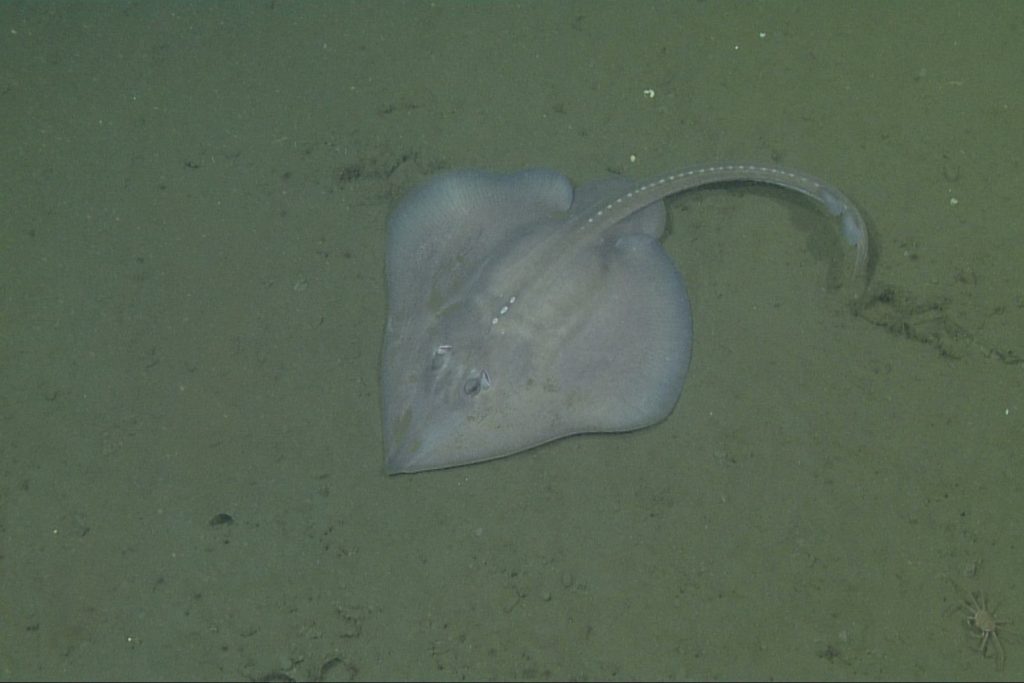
[431,344,452,371]
[463,370,491,396]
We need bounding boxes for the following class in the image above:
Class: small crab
[961,591,1010,668]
